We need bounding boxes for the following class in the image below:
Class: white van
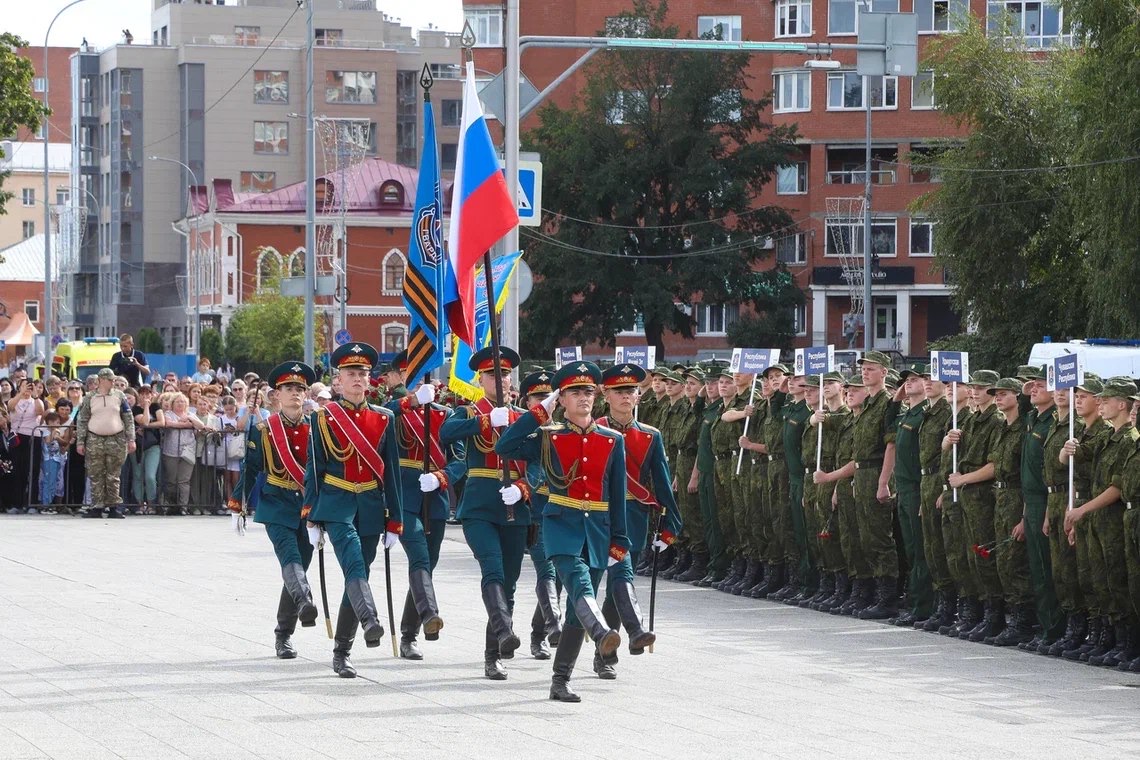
[1027,339,1140,380]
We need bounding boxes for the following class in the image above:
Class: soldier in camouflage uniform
[692,364,727,586]
[937,381,979,636]
[752,365,790,597]
[674,367,710,583]
[1116,396,1140,671]
[76,367,137,519]
[720,372,763,594]
[776,373,814,604]
[711,367,748,591]
[1041,383,1085,655]
[947,370,1005,642]
[738,369,780,597]
[1063,378,1138,667]
[800,372,847,609]
[914,368,954,632]
[655,369,690,580]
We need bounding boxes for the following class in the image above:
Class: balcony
[826,147,898,186]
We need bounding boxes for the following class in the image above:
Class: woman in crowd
[7,379,44,512]
[0,409,17,514]
[132,386,164,515]
[161,393,203,515]
[0,378,14,407]
[191,393,221,515]
[53,398,83,513]
[217,395,243,506]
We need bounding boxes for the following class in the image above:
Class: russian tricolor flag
[445,61,519,348]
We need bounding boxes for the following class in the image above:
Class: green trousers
[941,494,978,598]
[815,480,845,573]
[749,458,769,561]
[961,483,1002,601]
[698,467,725,571]
[676,452,705,554]
[803,480,821,570]
[729,455,752,557]
[837,478,868,578]
[788,478,808,577]
[1023,492,1063,638]
[1088,504,1129,623]
[1045,492,1082,613]
[920,476,953,592]
[993,489,1031,605]
[714,456,740,560]
[1123,508,1140,621]
[1075,504,1098,617]
[854,468,895,579]
[898,485,933,616]
[765,462,789,565]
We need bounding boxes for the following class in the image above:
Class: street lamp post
[42,0,93,380]
[148,155,201,353]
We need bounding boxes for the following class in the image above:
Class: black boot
[859,578,899,620]
[345,578,384,648]
[332,603,357,678]
[274,586,298,659]
[948,598,980,637]
[550,625,585,702]
[770,565,800,602]
[1063,615,1102,660]
[730,559,758,595]
[281,562,318,628]
[481,583,520,659]
[752,563,784,599]
[661,549,689,581]
[1116,623,1140,671]
[484,623,507,680]
[923,592,956,633]
[634,548,653,577]
[715,557,743,591]
[786,571,818,607]
[818,572,849,613]
[531,603,551,660]
[805,573,835,610]
[836,578,864,615]
[595,594,620,679]
[535,577,563,646]
[612,580,656,654]
[399,591,423,660]
[992,604,1034,647]
[1046,611,1085,657]
[743,562,769,597]
[968,600,1005,643]
[1090,620,1128,667]
[677,552,708,583]
[573,595,621,657]
[1081,616,1115,663]
[408,568,444,641]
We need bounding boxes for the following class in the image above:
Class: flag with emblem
[402,95,450,380]
[448,251,523,401]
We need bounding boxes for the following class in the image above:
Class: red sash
[267,414,306,486]
[325,401,389,481]
[401,409,447,470]
[598,417,657,507]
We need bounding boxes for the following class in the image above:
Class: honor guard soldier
[518,368,564,661]
[496,362,629,702]
[228,361,318,659]
[593,363,682,679]
[384,350,466,660]
[303,342,404,679]
[439,346,537,681]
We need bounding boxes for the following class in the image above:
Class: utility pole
[303,0,316,366]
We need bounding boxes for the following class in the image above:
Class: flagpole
[421,65,435,537]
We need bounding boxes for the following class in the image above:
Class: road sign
[280,275,336,297]
[930,351,969,383]
[497,160,543,227]
[729,348,780,374]
[857,12,919,77]
[334,329,352,346]
[555,346,581,370]
[615,345,656,370]
[1047,354,1082,392]
[794,345,835,376]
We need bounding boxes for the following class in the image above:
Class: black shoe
[752,564,784,599]
[677,553,708,583]
[1019,633,1044,652]
[332,603,357,678]
[484,623,508,680]
[1089,622,1128,667]
[573,595,621,657]
[593,650,617,680]
[770,567,800,603]
[992,605,1034,647]
[550,625,585,702]
[399,639,424,660]
[858,578,899,620]
[481,583,520,658]
[889,609,917,627]
[1062,615,1102,661]
[107,507,126,519]
[818,573,849,613]
[611,580,655,654]
[1080,617,1114,663]
[274,635,297,659]
[531,632,551,660]
[968,601,1005,643]
[836,578,864,615]
[661,550,690,581]
[82,507,104,518]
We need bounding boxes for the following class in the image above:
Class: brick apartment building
[463,0,1070,359]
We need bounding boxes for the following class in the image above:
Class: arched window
[287,248,305,276]
[255,246,282,292]
[381,248,405,295]
[379,180,404,206]
[381,321,407,354]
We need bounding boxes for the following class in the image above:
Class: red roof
[212,158,452,216]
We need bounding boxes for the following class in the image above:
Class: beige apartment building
[0,142,71,250]
[66,0,461,352]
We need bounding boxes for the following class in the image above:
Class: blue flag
[449,251,523,400]
[402,98,449,380]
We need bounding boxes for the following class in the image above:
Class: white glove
[231,512,246,536]
[489,406,510,428]
[653,538,669,552]
[607,555,620,567]
[307,525,321,550]
[500,484,522,505]
[383,531,400,550]
[415,383,436,406]
[540,388,561,415]
[419,472,440,492]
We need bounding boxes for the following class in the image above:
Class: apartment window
[827,73,898,109]
[22,221,35,239]
[441,143,457,171]
[825,219,897,256]
[441,99,461,127]
[234,26,260,45]
[253,70,288,104]
[397,70,418,167]
[829,0,901,34]
[987,1,1071,48]
[774,72,811,113]
[240,171,276,193]
[791,303,807,336]
[605,16,650,37]
[697,15,742,41]
[33,77,47,93]
[912,71,937,109]
[695,304,740,335]
[918,0,968,32]
[315,28,343,46]
[254,121,288,154]
[777,233,808,265]
[909,148,944,183]
[383,323,407,354]
[776,0,812,37]
[607,91,647,125]
[617,311,646,336]
[24,301,39,322]
[326,71,376,104]
[465,8,504,46]
[56,188,69,205]
[34,122,45,140]
[910,219,935,256]
[336,120,376,155]
[21,188,34,207]
[777,162,809,195]
[429,63,461,80]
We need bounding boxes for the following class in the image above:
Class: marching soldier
[303,342,404,679]
[384,351,465,661]
[495,362,629,703]
[228,361,319,659]
[594,363,682,679]
[439,346,536,681]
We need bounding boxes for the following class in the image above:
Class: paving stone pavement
[0,515,1137,760]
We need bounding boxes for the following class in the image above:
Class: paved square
[0,516,1136,760]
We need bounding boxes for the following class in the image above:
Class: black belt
[855,459,884,470]
[1046,484,1067,494]
[994,481,1021,490]
[920,466,939,476]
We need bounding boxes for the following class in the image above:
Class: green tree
[199,327,224,368]
[135,327,164,354]
[913,17,1086,370]
[520,0,799,360]
[224,284,304,372]
[0,35,51,227]
[725,268,804,351]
